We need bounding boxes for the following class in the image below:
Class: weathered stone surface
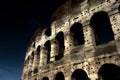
[21,0,120,80]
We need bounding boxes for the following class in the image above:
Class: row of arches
[44,11,115,46]
[41,69,88,80]
[37,11,114,62]
[25,11,116,77]
[37,63,120,80]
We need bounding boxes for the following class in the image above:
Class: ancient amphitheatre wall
[22,0,120,80]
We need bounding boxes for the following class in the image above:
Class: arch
[31,51,34,64]
[37,45,40,52]
[90,11,114,45]
[118,5,120,12]
[27,56,30,64]
[45,27,51,37]
[42,77,49,80]
[71,69,89,80]
[28,70,32,77]
[98,63,120,80]
[55,72,65,80]
[33,67,38,74]
[33,42,35,47]
[55,32,65,60]
[44,40,51,63]
[70,22,85,46]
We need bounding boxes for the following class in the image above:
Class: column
[50,39,59,62]
[83,26,96,47]
[33,51,39,73]
[27,56,33,77]
[39,47,48,67]
[22,60,29,80]
[64,32,74,53]
[83,26,96,57]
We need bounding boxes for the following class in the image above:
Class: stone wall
[21,0,120,80]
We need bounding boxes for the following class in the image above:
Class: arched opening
[42,77,49,80]
[32,42,35,48]
[98,63,120,80]
[44,40,51,63]
[118,5,120,12]
[37,45,40,52]
[71,69,89,80]
[45,27,51,37]
[55,72,65,80]
[70,23,85,46]
[28,70,32,77]
[72,0,77,4]
[31,52,34,65]
[55,32,65,60]
[27,56,30,65]
[33,67,38,74]
[36,45,40,66]
[90,11,114,45]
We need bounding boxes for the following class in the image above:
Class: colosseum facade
[21,0,120,80]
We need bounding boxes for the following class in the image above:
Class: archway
[90,11,114,45]
[70,23,84,46]
[118,5,120,12]
[28,70,32,77]
[31,52,34,64]
[98,63,120,80]
[37,45,40,52]
[55,72,65,80]
[71,69,89,80]
[45,27,51,37]
[44,40,51,63]
[55,32,65,60]
[42,77,49,80]
[33,67,38,74]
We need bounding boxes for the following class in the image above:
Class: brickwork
[21,0,120,80]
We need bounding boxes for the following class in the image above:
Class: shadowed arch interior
[37,45,40,52]
[44,40,51,63]
[55,72,65,80]
[70,23,85,46]
[90,11,114,45]
[33,67,38,74]
[45,27,51,36]
[31,52,34,64]
[55,32,65,60]
[118,5,120,11]
[98,63,120,80]
[33,42,35,47]
[42,77,49,80]
[71,69,89,80]
[28,70,32,77]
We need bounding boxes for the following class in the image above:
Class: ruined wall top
[51,0,105,22]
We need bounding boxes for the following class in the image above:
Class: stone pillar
[64,33,74,53]
[22,60,29,80]
[27,56,33,77]
[50,39,59,62]
[83,26,96,57]
[83,26,95,47]
[110,13,120,54]
[26,59,29,80]
[28,56,33,70]
[33,51,39,72]
[39,47,48,67]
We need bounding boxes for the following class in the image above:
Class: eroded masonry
[21,0,120,80]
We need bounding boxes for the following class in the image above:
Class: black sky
[0,0,66,80]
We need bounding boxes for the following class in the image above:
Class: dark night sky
[0,0,66,80]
